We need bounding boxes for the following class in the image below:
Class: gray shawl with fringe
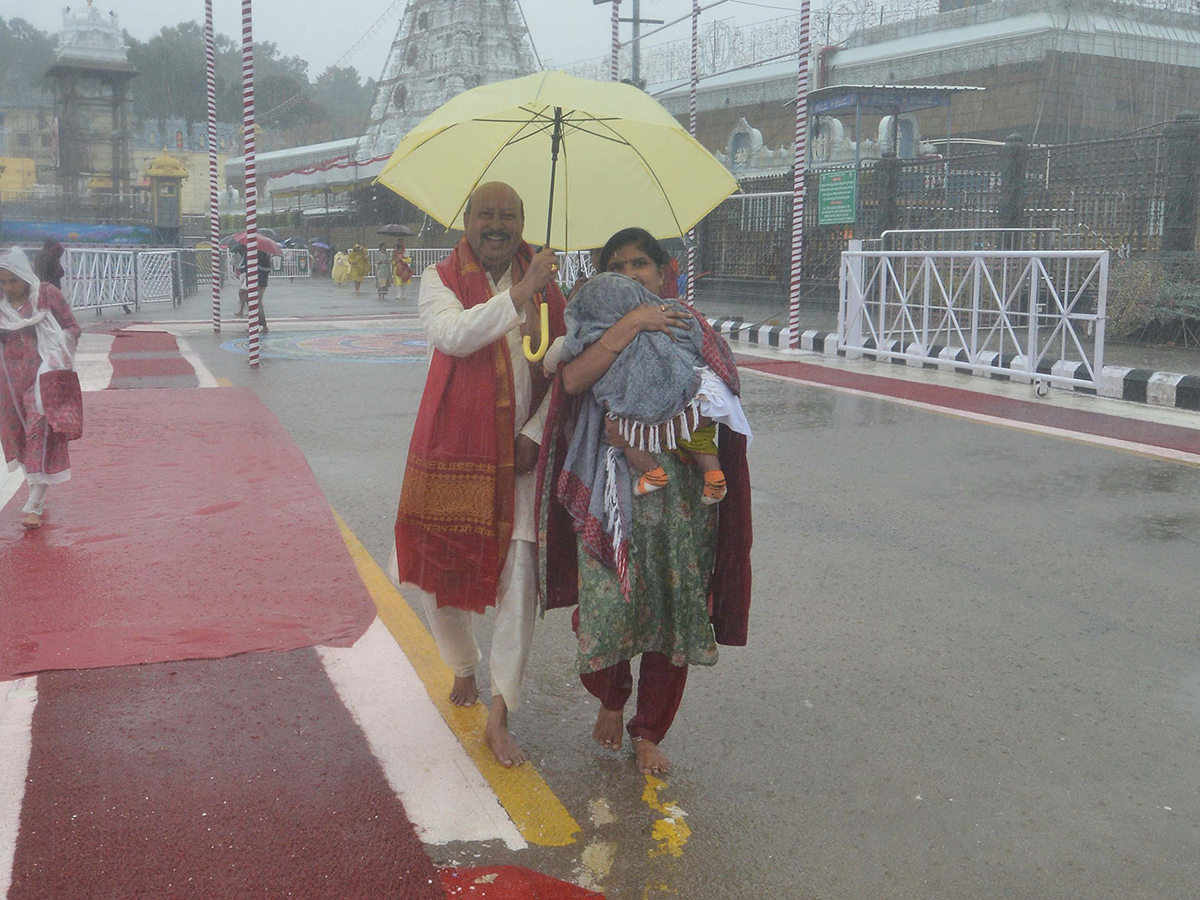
[556,272,708,594]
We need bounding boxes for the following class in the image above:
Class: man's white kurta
[394,261,549,710]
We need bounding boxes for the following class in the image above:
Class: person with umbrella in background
[234,244,271,333]
[391,182,563,767]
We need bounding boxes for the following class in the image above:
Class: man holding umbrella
[392,181,563,767]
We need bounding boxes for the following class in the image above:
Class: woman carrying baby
[542,227,753,775]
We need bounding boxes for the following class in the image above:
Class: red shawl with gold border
[395,239,566,613]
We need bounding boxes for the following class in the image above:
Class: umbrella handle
[522,300,550,363]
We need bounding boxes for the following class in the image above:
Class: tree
[0,18,57,102]
[311,66,377,140]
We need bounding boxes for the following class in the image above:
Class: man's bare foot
[633,737,672,775]
[20,512,41,530]
[450,674,478,707]
[484,696,528,767]
[593,707,624,751]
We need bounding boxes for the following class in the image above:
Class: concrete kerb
[710,318,1200,413]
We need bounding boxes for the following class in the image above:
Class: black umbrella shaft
[545,106,563,248]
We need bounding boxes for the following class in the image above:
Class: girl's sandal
[21,512,42,529]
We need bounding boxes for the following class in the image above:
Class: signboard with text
[818,170,857,226]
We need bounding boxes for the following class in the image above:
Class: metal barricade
[135,250,180,305]
[275,248,311,278]
[839,248,1109,388]
[556,250,595,289]
[407,248,446,274]
[63,249,138,312]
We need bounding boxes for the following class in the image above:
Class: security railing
[62,248,183,311]
[64,249,138,311]
[275,248,311,279]
[134,251,180,305]
[392,248,595,291]
[838,248,1109,388]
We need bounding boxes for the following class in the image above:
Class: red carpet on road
[441,868,605,899]
[741,357,1200,453]
[107,330,200,389]
[0,388,375,679]
[9,650,444,900]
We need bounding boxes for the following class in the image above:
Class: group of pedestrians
[391,181,753,775]
[330,243,414,299]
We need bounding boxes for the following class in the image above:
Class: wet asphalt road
[132,281,1200,900]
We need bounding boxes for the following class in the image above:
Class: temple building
[229,0,539,218]
[47,3,137,198]
[356,0,538,163]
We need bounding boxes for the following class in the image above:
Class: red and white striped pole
[686,0,699,305]
[241,0,260,366]
[611,0,621,81]
[205,0,220,333]
[788,0,811,350]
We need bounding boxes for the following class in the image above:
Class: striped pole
[205,0,220,333]
[788,0,811,350]
[611,0,620,81]
[686,0,699,305]
[241,0,260,366]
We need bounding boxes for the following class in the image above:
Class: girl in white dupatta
[0,248,81,528]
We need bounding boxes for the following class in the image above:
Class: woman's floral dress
[575,452,719,673]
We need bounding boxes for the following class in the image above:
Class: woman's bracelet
[598,335,620,354]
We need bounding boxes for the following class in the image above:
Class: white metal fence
[838,247,1109,388]
[64,249,138,311]
[275,248,310,278]
[134,250,180,305]
[391,248,595,289]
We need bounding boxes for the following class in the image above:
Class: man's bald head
[464,182,524,220]
[463,181,526,279]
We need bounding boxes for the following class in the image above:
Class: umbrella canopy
[229,233,283,256]
[375,71,739,251]
[376,223,414,236]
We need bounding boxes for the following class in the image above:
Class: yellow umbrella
[375,70,739,254]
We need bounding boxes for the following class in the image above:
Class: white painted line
[174,334,218,388]
[0,677,38,900]
[1,469,22,513]
[317,619,526,850]
[746,366,1200,468]
[75,333,114,392]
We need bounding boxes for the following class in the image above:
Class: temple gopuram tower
[47,2,137,200]
[357,0,538,161]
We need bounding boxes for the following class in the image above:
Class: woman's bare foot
[484,696,527,767]
[450,674,479,707]
[20,512,42,529]
[593,707,624,751]
[633,737,672,775]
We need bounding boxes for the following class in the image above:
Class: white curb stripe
[317,619,526,850]
[0,677,38,900]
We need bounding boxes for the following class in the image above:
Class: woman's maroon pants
[579,653,688,745]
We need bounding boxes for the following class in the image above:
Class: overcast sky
[5,0,799,79]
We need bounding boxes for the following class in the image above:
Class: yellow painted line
[216,377,235,387]
[642,776,691,859]
[333,511,580,847]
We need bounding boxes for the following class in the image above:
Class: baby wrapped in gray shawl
[557,272,727,594]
